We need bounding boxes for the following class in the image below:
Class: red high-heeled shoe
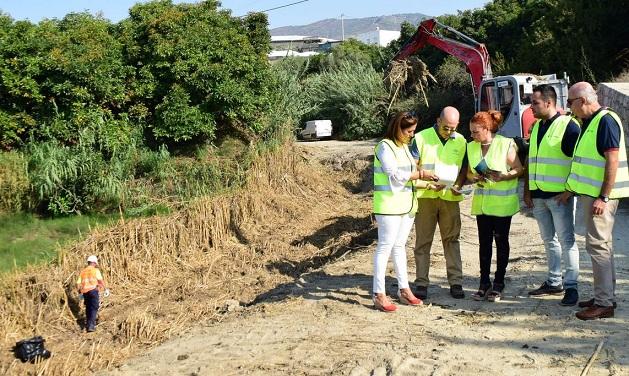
[373,296,397,312]
[398,290,423,306]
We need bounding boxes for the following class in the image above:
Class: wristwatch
[599,194,609,203]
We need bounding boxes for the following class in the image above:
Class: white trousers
[373,213,415,294]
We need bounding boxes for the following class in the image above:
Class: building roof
[271,35,339,43]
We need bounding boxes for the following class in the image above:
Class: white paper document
[434,163,458,188]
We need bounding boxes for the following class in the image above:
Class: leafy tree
[304,38,388,75]
[243,12,271,58]
[119,0,275,145]
[513,0,629,81]
[0,16,47,148]
[0,12,132,149]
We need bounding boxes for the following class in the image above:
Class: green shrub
[153,85,216,142]
[25,127,132,216]
[135,145,171,179]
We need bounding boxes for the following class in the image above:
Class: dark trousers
[476,215,513,285]
[83,289,99,329]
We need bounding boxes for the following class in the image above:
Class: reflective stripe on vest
[467,135,520,216]
[566,110,629,199]
[412,127,466,202]
[373,139,418,215]
[78,266,99,294]
[528,115,574,192]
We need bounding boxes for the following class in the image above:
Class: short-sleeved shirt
[77,266,103,293]
[530,113,581,199]
[77,267,103,284]
[580,107,622,156]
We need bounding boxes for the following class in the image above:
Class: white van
[300,120,332,140]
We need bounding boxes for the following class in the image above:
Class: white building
[269,35,341,60]
[268,50,319,61]
[355,28,400,47]
[270,35,340,53]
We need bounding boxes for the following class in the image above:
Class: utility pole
[340,14,345,41]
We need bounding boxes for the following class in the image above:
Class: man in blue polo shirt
[525,84,581,306]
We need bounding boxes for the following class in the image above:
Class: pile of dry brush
[0,144,372,375]
[384,56,437,112]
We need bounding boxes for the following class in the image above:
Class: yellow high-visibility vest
[467,135,519,216]
[566,109,629,198]
[373,139,417,215]
[413,127,466,201]
[528,115,574,192]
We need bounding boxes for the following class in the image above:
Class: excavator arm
[393,18,492,100]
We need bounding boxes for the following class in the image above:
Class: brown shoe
[578,298,617,309]
[575,305,614,320]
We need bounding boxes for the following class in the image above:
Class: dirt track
[107,140,629,376]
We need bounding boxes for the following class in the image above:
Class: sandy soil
[106,140,629,376]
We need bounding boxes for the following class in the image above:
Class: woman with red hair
[467,111,524,302]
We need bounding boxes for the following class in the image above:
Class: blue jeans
[532,196,579,289]
[83,289,99,329]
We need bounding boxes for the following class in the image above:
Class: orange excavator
[393,18,570,139]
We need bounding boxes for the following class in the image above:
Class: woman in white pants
[373,112,423,312]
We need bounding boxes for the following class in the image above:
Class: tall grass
[303,61,388,140]
[268,58,312,141]
[0,152,29,212]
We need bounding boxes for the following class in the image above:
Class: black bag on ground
[14,336,52,363]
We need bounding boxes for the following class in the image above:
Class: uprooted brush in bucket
[384,56,437,113]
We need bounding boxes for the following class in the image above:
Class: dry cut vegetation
[0,144,374,375]
[384,56,437,112]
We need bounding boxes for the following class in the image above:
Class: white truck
[300,120,332,140]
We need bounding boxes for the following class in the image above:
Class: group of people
[372,81,628,320]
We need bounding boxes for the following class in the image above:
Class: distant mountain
[270,13,429,40]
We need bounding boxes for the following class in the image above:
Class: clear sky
[0,1,489,29]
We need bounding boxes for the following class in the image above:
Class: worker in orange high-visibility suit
[76,255,107,332]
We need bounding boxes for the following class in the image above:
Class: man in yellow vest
[77,255,107,332]
[524,85,581,306]
[410,106,468,300]
[559,82,629,320]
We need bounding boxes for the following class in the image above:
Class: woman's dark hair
[470,110,502,133]
[384,111,418,143]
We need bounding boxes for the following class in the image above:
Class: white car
[300,120,332,140]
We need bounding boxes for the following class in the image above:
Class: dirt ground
[106,140,629,376]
